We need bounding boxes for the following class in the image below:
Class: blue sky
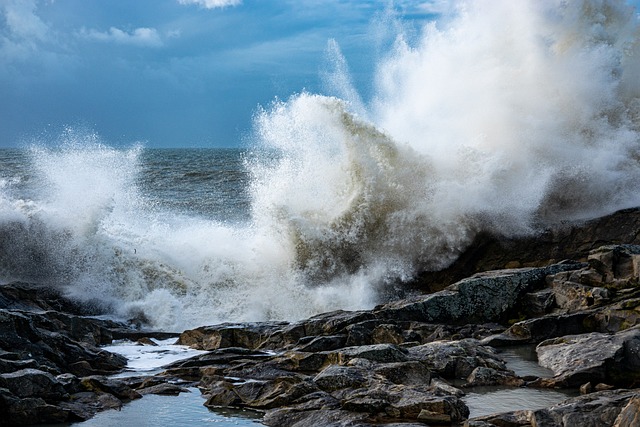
[0,0,443,148]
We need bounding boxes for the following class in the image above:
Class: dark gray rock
[535,326,640,388]
[313,365,369,391]
[176,321,288,350]
[408,339,507,379]
[378,263,586,324]
[0,369,67,401]
[333,344,409,365]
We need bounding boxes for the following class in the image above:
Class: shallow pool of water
[464,386,578,418]
[67,388,263,426]
[498,345,555,378]
[462,344,578,418]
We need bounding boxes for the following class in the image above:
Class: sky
[0,0,444,148]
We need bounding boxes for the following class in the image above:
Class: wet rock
[378,263,585,324]
[588,245,640,286]
[535,326,640,387]
[296,334,346,352]
[0,368,67,401]
[137,383,190,396]
[313,365,369,392]
[80,376,142,401]
[373,360,431,386]
[262,407,370,427]
[333,344,409,365]
[0,282,88,314]
[548,272,611,311]
[585,297,640,333]
[408,339,507,380]
[482,311,593,346]
[0,309,127,376]
[532,389,638,427]
[176,321,288,350]
[615,395,640,426]
[465,366,523,387]
[0,391,70,426]
[410,208,640,293]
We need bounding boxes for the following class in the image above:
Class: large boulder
[378,263,585,324]
[0,310,127,376]
[410,208,640,293]
[535,326,640,388]
[467,389,639,427]
[0,369,67,401]
[407,339,508,380]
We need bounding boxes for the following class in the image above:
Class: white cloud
[1,0,49,41]
[177,0,241,9]
[416,1,453,15]
[80,26,163,47]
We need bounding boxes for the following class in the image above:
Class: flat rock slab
[536,326,640,387]
[377,263,586,324]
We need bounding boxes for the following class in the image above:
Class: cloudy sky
[0,0,445,148]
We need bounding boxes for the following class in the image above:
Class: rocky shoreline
[3,210,640,426]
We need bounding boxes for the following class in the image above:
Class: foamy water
[0,0,639,331]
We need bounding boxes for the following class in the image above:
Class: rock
[280,351,331,372]
[417,409,452,424]
[378,263,585,324]
[0,310,127,376]
[588,244,640,285]
[137,383,191,396]
[548,272,610,311]
[585,297,640,333]
[410,208,640,293]
[176,321,288,350]
[373,361,431,386]
[482,311,593,346]
[333,344,409,365]
[408,339,507,379]
[0,282,88,314]
[531,389,638,427]
[469,390,640,426]
[372,324,405,345]
[465,367,523,387]
[205,376,317,409]
[0,368,67,401]
[535,326,640,387]
[296,335,347,352]
[80,376,142,401]
[0,391,70,426]
[522,289,556,316]
[262,407,369,427]
[615,395,640,427]
[580,382,593,394]
[136,337,158,346]
[313,365,368,392]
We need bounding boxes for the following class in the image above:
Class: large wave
[1,0,639,330]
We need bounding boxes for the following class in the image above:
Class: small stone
[580,382,593,394]
[595,383,615,391]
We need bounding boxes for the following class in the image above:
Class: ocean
[1,0,640,333]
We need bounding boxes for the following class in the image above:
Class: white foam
[105,338,207,377]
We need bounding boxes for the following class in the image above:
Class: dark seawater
[138,149,251,223]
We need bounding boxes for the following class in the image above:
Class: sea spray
[0,0,638,330]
